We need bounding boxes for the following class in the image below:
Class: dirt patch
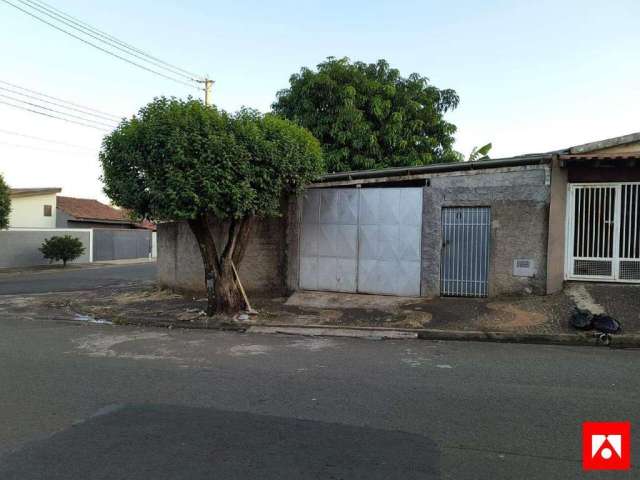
[285,291,419,311]
[483,303,548,330]
[113,289,183,304]
[398,310,433,329]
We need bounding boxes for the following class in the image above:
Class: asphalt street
[0,262,157,295]
[0,315,638,479]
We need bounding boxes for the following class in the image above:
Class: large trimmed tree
[100,98,323,315]
[273,57,460,172]
[0,172,10,229]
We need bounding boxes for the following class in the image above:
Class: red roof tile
[56,196,156,230]
[57,196,131,222]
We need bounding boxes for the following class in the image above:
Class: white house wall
[8,193,58,229]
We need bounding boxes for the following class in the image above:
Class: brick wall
[157,216,288,295]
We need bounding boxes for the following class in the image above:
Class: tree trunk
[214,262,244,314]
[187,214,255,316]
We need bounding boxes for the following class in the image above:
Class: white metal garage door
[300,189,359,292]
[299,187,422,296]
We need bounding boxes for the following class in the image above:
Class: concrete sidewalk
[92,258,156,266]
[4,281,637,348]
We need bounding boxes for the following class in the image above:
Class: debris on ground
[569,307,621,334]
[570,308,594,330]
[591,314,621,334]
[176,309,206,322]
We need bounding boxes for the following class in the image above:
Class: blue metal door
[441,207,491,297]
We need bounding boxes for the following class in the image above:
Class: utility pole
[202,78,214,106]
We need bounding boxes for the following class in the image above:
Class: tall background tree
[0,172,10,229]
[273,57,460,172]
[100,98,323,315]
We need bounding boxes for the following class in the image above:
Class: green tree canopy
[273,57,460,172]
[0,172,10,229]
[100,97,323,314]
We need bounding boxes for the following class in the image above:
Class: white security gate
[300,188,422,296]
[566,183,640,282]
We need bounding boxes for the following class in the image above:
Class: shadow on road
[0,404,441,479]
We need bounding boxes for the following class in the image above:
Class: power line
[0,93,117,129]
[0,79,121,121]
[0,0,201,90]
[0,85,120,123]
[0,80,122,131]
[27,0,201,79]
[21,0,202,82]
[16,0,199,82]
[0,128,96,150]
[0,99,111,131]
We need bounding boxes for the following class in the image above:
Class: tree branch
[221,218,240,262]
[232,215,255,265]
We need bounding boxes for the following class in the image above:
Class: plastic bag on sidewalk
[570,308,593,330]
[591,314,621,334]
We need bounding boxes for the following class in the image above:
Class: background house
[8,187,61,229]
[55,196,155,261]
[1,190,156,268]
[56,196,155,230]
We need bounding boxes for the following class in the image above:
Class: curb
[247,325,418,340]
[246,324,640,348]
[415,329,640,348]
[415,329,600,346]
[107,318,640,348]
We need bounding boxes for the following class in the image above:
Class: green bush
[39,235,85,267]
[0,172,10,229]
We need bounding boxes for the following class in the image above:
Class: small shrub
[0,172,10,229]
[39,235,85,267]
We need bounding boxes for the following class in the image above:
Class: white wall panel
[300,187,422,296]
[300,189,359,293]
[357,188,422,296]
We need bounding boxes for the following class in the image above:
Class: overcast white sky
[1,0,638,204]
